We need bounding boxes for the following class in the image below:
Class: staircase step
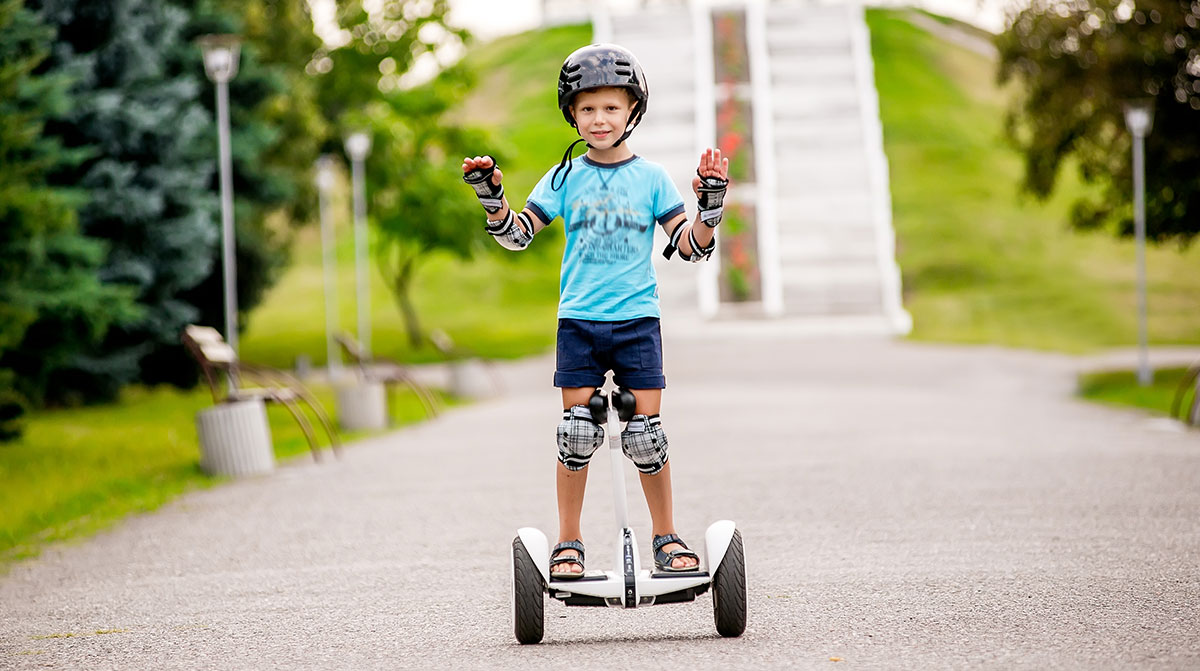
[777,240,879,263]
[778,193,874,221]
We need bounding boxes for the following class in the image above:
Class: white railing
[745,0,783,317]
[691,0,720,318]
[848,1,912,333]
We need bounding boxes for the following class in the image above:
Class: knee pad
[621,414,669,475]
[557,405,604,471]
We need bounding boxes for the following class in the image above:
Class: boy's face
[570,87,636,150]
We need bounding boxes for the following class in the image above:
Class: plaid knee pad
[557,404,604,471]
[621,414,668,475]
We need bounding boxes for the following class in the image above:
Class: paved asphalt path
[2,336,1198,669]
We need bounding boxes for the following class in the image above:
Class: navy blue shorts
[554,317,666,389]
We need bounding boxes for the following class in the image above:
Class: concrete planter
[449,358,496,399]
[336,380,388,431]
[197,398,274,477]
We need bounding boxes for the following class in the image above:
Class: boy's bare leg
[555,387,597,575]
[630,389,699,570]
[555,462,588,574]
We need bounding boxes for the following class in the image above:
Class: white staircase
[601,0,910,336]
[765,1,909,332]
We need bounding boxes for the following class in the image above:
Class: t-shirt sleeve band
[526,201,552,225]
[656,203,686,226]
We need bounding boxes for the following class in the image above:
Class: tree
[0,0,135,428]
[997,0,1200,243]
[360,65,501,346]
[145,0,316,387]
[310,0,469,127]
[28,0,306,398]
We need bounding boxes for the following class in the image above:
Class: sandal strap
[652,534,686,553]
[658,547,699,561]
[549,555,584,568]
[551,540,585,561]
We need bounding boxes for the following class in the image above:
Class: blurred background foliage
[997,0,1200,243]
[0,0,477,440]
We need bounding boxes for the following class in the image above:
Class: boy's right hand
[461,155,503,185]
[462,155,506,215]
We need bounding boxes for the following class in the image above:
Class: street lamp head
[1123,98,1155,138]
[197,34,242,84]
[344,132,372,162]
[314,155,337,193]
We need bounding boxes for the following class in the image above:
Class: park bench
[182,325,341,460]
[334,332,441,419]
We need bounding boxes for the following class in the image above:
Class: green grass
[240,23,592,370]
[1077,367,1196,418]
[869,10,1200,352]
[0,383,442,566]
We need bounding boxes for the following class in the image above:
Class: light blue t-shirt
[526,155,686,321]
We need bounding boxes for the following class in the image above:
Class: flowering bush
[712,11,758,301]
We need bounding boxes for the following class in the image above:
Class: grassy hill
[868,10,1200,352]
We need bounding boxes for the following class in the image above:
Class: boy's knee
[621,414,668,475]
[557,405,604,471]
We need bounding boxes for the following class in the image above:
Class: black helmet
[556,43,649,142]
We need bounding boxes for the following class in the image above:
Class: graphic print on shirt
[565,185,650,265]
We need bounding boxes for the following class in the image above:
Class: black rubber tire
[712,529,747,637]
[512,536,545,644]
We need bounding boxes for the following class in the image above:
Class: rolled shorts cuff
[612,373,666,389]
[554,370,607,388]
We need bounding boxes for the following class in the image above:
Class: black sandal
[653,534,701,573]
[550,540,586,580]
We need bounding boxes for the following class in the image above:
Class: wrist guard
[696,171,728,227]
[463,160,504,214]
[485,209,534,251]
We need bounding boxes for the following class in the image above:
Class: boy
[461,43,729,579]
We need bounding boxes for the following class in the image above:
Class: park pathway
[1,336,1198,669]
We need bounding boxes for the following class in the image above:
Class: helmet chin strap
[613,108,640,147]
[551,138,589,191]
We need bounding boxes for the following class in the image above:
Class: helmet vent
[565,63,582,73]
[615,59,631,66]
[614,68,632,76]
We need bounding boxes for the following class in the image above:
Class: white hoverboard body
[516,519,737,606]
[511,386,747,643]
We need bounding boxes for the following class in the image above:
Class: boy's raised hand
[692,147,729,195]
[462,155,505,214]
[693,148,729,227]
[462,155,503,185]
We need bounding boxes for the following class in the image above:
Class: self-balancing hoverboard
[511,385,747,644]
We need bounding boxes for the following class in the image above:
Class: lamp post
[197,34,242,355]
[315,155,342,378]
[1123,99,1154,387]
[344,132,373,358]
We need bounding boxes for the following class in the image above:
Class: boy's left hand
[692,147,730,199]
[693,148,729,228]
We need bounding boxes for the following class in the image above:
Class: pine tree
[0,0,135,431]
[29,0,224,401]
